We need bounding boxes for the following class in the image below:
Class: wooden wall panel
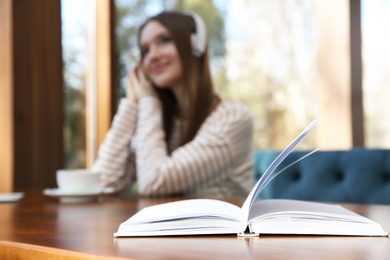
[11,0,64,189]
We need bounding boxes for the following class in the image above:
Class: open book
[114,121,388,237]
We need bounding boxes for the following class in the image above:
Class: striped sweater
[92,96,254,198]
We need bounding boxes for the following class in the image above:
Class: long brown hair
[138,11,217,147]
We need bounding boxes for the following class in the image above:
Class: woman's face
[139,21,184,90]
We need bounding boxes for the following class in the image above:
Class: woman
[93,11,254,197]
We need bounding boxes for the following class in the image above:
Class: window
[362,0,390,148]
[223,0,318,149]
[61,0,89,168]
[61,0,390,167]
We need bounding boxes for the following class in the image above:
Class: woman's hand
[126,61,156,102]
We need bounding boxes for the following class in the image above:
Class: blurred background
[1,0,389,191]
[62,0,390,169]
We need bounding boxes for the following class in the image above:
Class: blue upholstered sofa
[254,148,390,204]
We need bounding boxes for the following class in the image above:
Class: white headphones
[185,11,207,57]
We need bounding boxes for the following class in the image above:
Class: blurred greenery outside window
[62,0,390,169]
[62,0,88,169]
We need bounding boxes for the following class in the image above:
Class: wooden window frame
[86,0,117,168]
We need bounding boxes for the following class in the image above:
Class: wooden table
[0,189,389,260]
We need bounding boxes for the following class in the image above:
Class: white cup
[56,169,102,194]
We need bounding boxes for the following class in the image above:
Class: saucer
[43,188,102,203]
[0,192,25,203]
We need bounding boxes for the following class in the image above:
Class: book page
[248,199,368,222]
[241,120,318,221]
[125,199,244,224]
[115,199,247,236]
[247,199,388,236]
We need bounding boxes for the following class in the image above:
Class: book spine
[237,224,259,237]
